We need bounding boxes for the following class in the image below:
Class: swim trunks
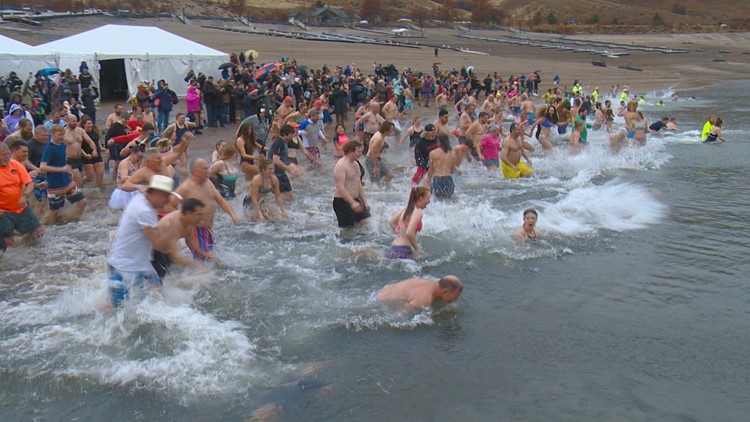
[306,147,321,161]
[385,245,414,259]
[412,166,427,184]
[32,174,47,201]
[332,197,371,228]
[107,265,162,307]
[151,250,172,279]
[48,186,84,211]
[191,227,215,260]
[483,158,500,168]
[431,175,455,199]
[274,168,292,193]
[501,161,533,179]
[0,207,41,251]
[360,132,374,156]
[66,157,83,172]
[365,158,389,183]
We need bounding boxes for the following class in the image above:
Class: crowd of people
[2,55,705,310]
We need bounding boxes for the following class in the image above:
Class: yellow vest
[701,121,714,141]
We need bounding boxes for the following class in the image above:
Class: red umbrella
[254,62,283,79]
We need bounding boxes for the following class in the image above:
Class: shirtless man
[376,275,463,311]
[333,140,371,229]
[355,102,385,155]
[520,94,536,124]
[434,90,448,109]
[120,134,192,195]
[276,96,299,125]
[465,111,489,159]
[381,95,400,130]
[457,103,475,145]
[171,158,240,260]
[428,134,461,200]
[366,121,394,187]
[64,114,98,188]
[433,108,451,138]
[501,123,533,179]
[481,94,496,114]
[151,198,208,278]
[104,104,126,132]
[509,92,522,117]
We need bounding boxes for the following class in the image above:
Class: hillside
[4,0,750,31]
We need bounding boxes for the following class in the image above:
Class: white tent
[0,34,58,79]
[35,24,229,98]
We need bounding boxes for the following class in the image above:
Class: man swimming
[376,275,463,310]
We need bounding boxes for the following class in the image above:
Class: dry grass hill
[4,0,750,32]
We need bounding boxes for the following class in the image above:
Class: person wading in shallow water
[332,140,371,230]
[515,208,540,242]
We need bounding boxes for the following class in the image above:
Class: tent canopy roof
[35,24,227,58]
[0,33,39,54]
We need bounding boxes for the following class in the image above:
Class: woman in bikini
[210,139,227,164]
[243,157,288,222]
[333,124,349,160]
[80,115,105,189]
[633,111,648,147]
[385,187,430,259]
[515,208,540,242]
[400,115,424,148]
[209,145,241,200]
[527,105,557,150]
[703,118,726,143]
[108,145,143,209]
[235,120,264,180]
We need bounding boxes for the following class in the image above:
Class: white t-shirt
[108,193,158,273]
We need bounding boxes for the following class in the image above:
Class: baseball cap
[424,124,436,131]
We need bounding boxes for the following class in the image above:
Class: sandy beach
[5,15,750,94]
[5,15,748,151]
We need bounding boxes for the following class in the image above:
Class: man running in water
[171,158,239,260]
[501,123,533,179]
[333,140,371,229]
[428,134,460,200]
[412,124,439,185]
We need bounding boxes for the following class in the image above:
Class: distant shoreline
[3,15,749,93]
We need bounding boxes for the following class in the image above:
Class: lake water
[1,80,748,421]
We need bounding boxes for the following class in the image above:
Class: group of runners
[4,58,694,311]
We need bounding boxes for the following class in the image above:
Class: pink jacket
[186,85,201,113]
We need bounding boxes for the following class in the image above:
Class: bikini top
[258,177,274,194]
[397,214,423,234]
[219,161,241,184]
